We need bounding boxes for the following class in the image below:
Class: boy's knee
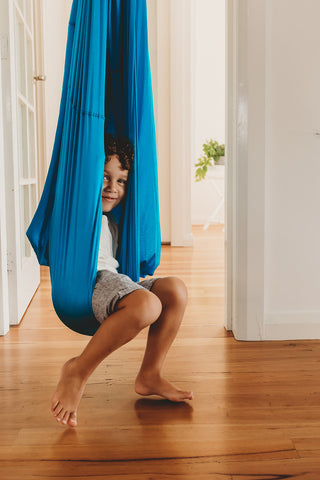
[123,290,162,330]
[160,277,188,309]
[135,290,162,329]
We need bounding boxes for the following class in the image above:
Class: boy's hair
[105,133,134,173]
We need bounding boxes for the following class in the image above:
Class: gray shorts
[92,269,158,324]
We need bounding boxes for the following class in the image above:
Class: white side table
[203,164,225,230]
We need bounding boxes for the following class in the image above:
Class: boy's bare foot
[134,372,193,402]
[51,357,87,427]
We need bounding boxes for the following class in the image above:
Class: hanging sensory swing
[26,0,161,336]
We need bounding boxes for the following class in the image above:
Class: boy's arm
[107,214,119,258]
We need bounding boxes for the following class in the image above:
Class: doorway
[192,0,226,229]
[146,0,232,331]
[191,0,227,333]
[0,0,235,337]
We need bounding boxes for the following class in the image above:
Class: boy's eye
[103,175,127,185]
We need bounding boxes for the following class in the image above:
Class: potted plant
[195,139,225,182]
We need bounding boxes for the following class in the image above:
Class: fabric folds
[27,0,160,336]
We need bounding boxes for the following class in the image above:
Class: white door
[7,0,40,325]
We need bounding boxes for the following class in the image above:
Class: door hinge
[6,251,15,273]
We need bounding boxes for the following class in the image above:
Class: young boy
[51,135,193,427]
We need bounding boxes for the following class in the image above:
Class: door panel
[9,0,40,324]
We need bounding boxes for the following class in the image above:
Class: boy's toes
[51,398,59,412]
[51,399,77,427]
[186,391,194,400]
[53,405,62,418]
[61,411,70,425]
[55,408,66,423]
[67,412,77,427]
[52,399,62,412]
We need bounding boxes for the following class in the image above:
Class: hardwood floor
[1,225,320,479]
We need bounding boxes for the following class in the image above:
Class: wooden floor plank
[2,226,320,479]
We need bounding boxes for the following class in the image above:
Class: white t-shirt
[97,214,119,273]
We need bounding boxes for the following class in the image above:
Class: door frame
[1,0,22,327]
[33,0,47,197]
[225,0,236,332]
[0,56,10,336]
[169,0,237,327]
[225,0,268,340]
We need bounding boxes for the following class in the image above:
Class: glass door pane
[14,1,38,262]
[30,183,37,218]
[16,0,24,15]
[20,185,31,257]
[17,100,28,179]
[25,0,33,31]
[26,35,34,104]
[15,14,26,98]
[28,110,36,178]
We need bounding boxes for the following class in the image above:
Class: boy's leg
[135,277,193,402]
[51,289,162,427]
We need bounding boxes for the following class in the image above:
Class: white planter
[206,163,225,180]
[214,155,225,166]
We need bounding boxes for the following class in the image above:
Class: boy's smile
[102,155,129,213]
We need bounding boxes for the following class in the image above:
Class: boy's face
[102,155,129,213]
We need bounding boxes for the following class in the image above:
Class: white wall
[42,0,72,170]
[230,0,320,340]
[264,0,320,337]
[192,0,225,225]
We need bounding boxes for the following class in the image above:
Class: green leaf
[195,138,225,180]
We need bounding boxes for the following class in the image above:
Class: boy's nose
[105,180,117,192]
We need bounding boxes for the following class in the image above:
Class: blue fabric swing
[26,0,161,336]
